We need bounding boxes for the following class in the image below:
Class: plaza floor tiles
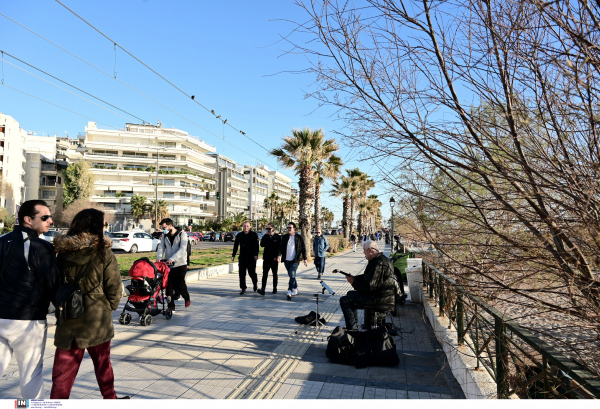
[0,243,464,399]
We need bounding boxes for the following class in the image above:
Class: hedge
[326,236,350,254]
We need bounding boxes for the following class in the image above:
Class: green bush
[124,166,132,170]
[136,167,144,171]
[326,236,349,254]
[93,164,100,168]
[111,166,117,170]
[100,165,106,169]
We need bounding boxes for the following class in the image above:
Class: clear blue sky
[0,0,392,224]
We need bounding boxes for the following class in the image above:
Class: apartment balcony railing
[40,181,57,187]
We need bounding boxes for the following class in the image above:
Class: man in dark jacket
[339,240,395,330]
[231,221,259,295]
[277,222,307,300]
[258,222,280,295]
[0,200,60,398]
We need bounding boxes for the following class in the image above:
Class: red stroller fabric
[128,259,170,307]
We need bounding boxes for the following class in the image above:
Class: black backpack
[54,258,94,326]
[326,326,400,368]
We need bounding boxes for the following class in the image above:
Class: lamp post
[389,197,395,253]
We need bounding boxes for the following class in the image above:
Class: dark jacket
[0,225,60,320]
[352,253,395,308]
[232,230,259,260]
[278,233,307,263]
[260,233,281,260]
[53,233,122,350]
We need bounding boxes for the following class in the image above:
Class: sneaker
[240,289,247,295]
[185,300,191,308]
[272,289,277,294]
[286,290,292,300]
[257,288,265,296]
[292,288,299,296]
[317,274,321,279]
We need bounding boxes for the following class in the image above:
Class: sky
[0,0,393,224]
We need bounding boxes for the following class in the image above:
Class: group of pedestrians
[350,230,383,253]
[231,222,334,300]
[0,200,125,399]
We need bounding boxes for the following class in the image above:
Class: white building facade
[244,165,270,221]
[267,170,292,203]
[0,114,28,214]
[207,153,249,221]
[79,122,217,229]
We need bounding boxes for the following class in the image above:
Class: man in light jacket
[157,218,190,311]
[312,228,329,279]
[278,222,308,300]
[0,200,60,399]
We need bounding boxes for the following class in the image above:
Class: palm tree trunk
[349,196,355,235]
[314,182,322,231]
[299,164,315,259]
[342,196,350,240]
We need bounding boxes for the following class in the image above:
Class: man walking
[258,223,280,295]
[312,229,329,279]
[157,218,191,311]
[0,200,60,398]
[278,222,307,300]
[351,232,357,252]
[231,221,259,295]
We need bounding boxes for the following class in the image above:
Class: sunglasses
[266,228,272,230]
[31,215,52,222]
[287,227,293,230]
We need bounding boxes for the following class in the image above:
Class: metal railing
[422,260,600,399]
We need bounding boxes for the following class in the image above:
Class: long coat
[53,233,122,350]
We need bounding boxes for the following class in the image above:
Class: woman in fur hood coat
[49,209,122,399]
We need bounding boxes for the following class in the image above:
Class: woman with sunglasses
[50,208,124,399]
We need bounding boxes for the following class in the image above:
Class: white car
[41,230,61,243]
[111,231,159,253]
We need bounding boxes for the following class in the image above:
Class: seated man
[339,240,396,330]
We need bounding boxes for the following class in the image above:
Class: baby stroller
[119,257,172,326]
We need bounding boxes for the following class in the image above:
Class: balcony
[40,181,57,187]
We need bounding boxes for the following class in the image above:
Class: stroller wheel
[140,314,146,326]
[144,315,153,326]
[119,314,125,324]
[124,313,132,325]
[165,309,173,320]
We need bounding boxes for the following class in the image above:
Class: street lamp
[389,197,395,253]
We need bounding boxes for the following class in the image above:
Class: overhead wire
[53,0,271,153]
[0,12,281,170]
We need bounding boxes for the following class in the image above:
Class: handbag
[55,258,93,326]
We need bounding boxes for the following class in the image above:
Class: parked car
[224,232,235,242]
[187,232,200,244]
[41,230,61,243]
[151,231,163,240]
[201,232,212,241]
[330,229,338,235]
[111,231,159,253]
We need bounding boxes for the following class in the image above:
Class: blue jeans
[314,256,326,275]
[284,261,299,291]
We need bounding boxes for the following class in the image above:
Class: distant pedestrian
[50,208,124,399]
[231,221,259,295]
[157,218,191,310]
[258,223,280,295]
[351,232,357,252]
[313,229,329,279]
[278,222,307,300]
[0,200,60,399]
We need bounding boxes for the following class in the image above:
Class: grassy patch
[114,247,264,277]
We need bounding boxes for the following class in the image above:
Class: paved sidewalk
[0,243,464,399]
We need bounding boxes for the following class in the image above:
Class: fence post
[457,292,464,345]
[495,316,509,398]
[438,274,445,317]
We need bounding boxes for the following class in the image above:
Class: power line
[54,0,271,153]
[0,11,281,171]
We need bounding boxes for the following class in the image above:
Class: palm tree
[149,200,169,227]
[330,175,353,240]
[264,192,280,222]
[258,217,269,230]
[130,194,148,224]
[232,211,248,230]
[221,218,233,232]
[313,147,342,231]
[285,195,298,224]
[346,168,362,235]
[270,128,340,256]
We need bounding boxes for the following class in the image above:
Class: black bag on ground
[295,311,326,326]
[326,326,399,368]
[55,259,93,326]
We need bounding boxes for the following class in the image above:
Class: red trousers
[50,340,116,399]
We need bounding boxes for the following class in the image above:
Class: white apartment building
[244,164,270,221]
[207,153,249,221]
[0,114,28,214]
[79,122,217,229]
[24,134,73,212]
[267,170,292,203]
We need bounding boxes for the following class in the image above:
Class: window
[101,203,116,209]
[157,142,176,148]
[163,192,174,199]
[134,233,144,238]
[41,190,56,199]
[143,233,152,239]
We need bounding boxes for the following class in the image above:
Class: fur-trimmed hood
[53,232,112,253]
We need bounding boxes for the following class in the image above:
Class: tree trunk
[314,182,322,231]
[342,196,350,240]
[357,210,363,236]
[299,164,315,259]
[349,196,355,235]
